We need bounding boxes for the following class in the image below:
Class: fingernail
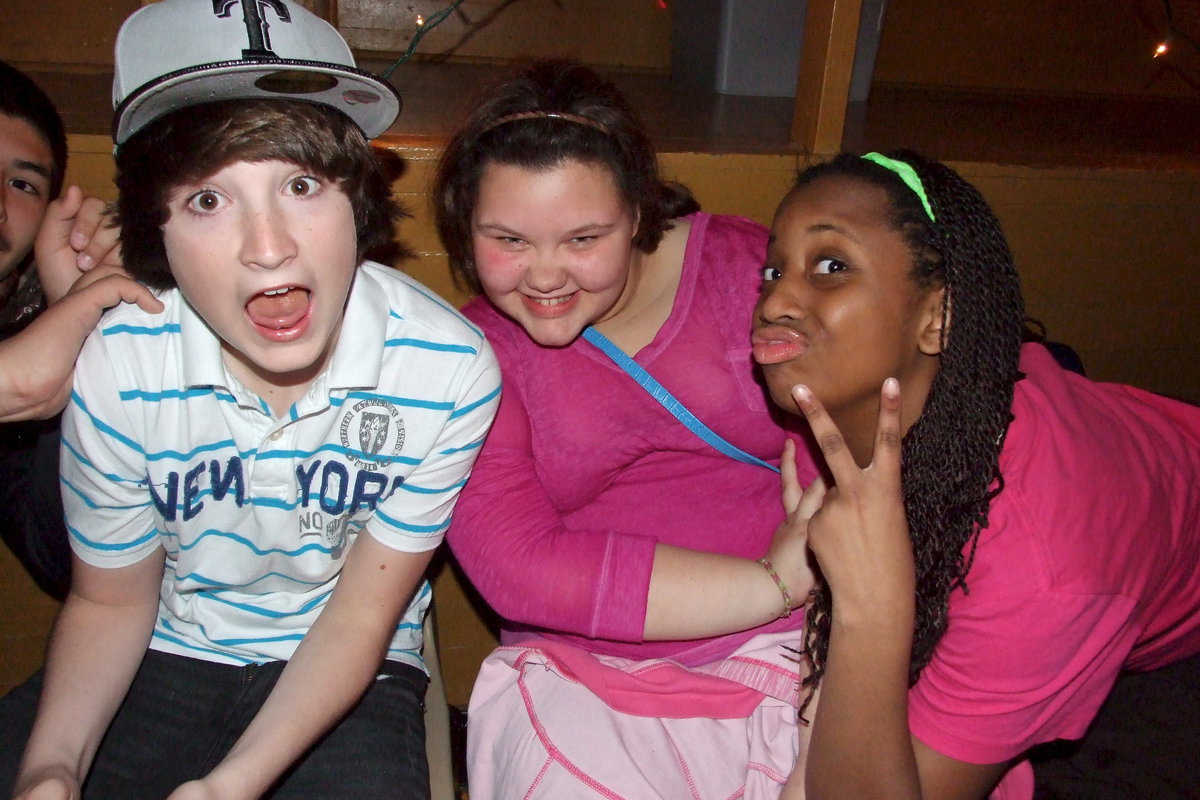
[77,253,94,270]
[792,384,812,402]
[884,377,899,395]
[70,231,87,248]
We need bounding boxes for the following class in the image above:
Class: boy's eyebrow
[11,158,53,180]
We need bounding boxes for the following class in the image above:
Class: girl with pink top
[756,151,1200,800]
[435,60,821,798]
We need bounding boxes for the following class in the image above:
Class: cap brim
[114,59,401,144]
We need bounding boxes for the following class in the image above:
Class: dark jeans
[1032,651,1200,800]
[0,649,430,800]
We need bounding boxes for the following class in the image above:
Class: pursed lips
[751,324,808,365]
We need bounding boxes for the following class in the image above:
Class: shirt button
[269,429,284,441]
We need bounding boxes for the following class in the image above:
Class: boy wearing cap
[0,2,500,799]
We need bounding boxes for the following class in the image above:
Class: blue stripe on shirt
[383,337,478,354]
[101,322,181,337]
[450,386,501,420]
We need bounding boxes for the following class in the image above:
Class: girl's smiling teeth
[522,291,580,317]
[530,294,574,307]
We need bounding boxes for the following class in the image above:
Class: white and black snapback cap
[112,0,401,145]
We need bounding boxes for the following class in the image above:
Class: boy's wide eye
[288,176,320,196]
[187,190,223,213]
[761,265,782,282]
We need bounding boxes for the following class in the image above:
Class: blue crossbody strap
[582,326,780,473]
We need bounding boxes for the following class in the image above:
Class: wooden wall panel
[873,0,1200,99]
[0,0,140,70]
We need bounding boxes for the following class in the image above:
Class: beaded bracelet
[757,557,795,618]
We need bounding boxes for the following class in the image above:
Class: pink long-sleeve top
[448,213,818,666]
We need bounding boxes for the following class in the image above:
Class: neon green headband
[861,152,935,222]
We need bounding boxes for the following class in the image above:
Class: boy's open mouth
[246,285,311,332]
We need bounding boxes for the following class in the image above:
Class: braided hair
[794,151,1026,712]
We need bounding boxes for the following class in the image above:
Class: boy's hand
[35,186,123,304]
[166,763,257,800]
[11,764,80,800]
[0,266,163,422]
[166,780,222,800]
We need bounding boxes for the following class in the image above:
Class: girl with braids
[755,150,1200,800]
[436,59,821,798]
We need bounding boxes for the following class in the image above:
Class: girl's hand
[764,438,825,602]
[792,379,914,626]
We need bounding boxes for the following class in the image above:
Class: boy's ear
[917,285,948,356]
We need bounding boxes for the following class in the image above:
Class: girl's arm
[13,548,165,800]
[787,381,1008,800]
[167,532,434,800]
[447,377,815,644]
[645,437,820,639]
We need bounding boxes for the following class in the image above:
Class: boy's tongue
[246,287,310,330]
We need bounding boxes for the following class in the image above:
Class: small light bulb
[416,14,425,27]
[1154,41,1169,57]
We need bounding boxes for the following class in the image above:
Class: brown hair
[433,59,699,295]
[115,98,400,290]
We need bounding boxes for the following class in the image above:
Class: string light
[1153,0,1200,61]
[381,0,468,79]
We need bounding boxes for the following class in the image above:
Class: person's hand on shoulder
[35,185,124,304]
[0,263,163,422]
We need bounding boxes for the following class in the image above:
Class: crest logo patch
[340,399,405,471]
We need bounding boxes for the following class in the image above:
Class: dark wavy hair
[433,59,700,295]
[115,98,401,290]
[0,60,67,200]
[794,151,1025,712]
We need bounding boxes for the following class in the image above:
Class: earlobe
[918,286,948,356]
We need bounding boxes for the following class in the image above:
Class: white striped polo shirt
[61,261,501,671]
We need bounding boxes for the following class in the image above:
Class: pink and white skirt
[466,631,814,800]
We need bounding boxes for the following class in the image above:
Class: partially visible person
[435,59,821,798]
[0,2,499,799]
[753,150,1200,800]
[0,60,161,598]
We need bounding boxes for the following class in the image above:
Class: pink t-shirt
[448,213,818,666]
[909,344,1200,799]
